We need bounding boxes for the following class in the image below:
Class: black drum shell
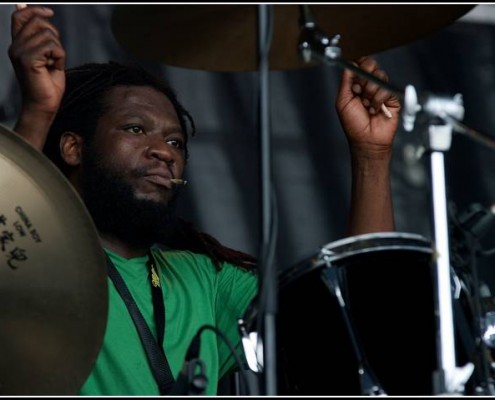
[275,233,437,395]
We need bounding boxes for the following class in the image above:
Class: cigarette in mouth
[170,179,187,186]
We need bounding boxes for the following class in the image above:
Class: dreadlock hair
[166,217,257,272]
[43,61,257,272]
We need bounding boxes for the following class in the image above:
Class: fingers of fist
[351,58,394,119]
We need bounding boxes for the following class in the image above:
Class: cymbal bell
[112,4,476,72]
[0,124,108,394]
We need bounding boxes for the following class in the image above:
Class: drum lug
[238,319,264,373]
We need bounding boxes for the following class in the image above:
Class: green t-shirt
[79,246,258,396]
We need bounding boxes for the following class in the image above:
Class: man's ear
[60,132,84,166]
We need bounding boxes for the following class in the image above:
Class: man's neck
[99,234,151,259]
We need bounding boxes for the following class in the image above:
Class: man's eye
[166,139,184,149]
[125,125,144,135]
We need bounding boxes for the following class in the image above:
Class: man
[8,4,400,396]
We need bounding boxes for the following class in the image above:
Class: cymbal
[111,4,476,72]
[0,124,108,395]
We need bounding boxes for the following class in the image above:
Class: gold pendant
[150,264,160,288]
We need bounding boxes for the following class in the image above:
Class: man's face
[90,85,186,204]
[78,85,187,244]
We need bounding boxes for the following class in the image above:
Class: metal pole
[427,125,460,394]
[257,4,278,396]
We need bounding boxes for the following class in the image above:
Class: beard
[79,146,179,248]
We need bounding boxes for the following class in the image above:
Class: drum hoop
[321,231,431,251]
[318,243,434,266]
[280,232,433,288]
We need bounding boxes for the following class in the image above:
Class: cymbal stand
[297,4,479,395]
[405,87,476,394]
[256,4,278,397]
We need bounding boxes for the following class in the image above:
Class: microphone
[169,329,208,395]
[457,203,495,240]
[450,202,495,270]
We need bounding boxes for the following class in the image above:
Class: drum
[245,232,438,395]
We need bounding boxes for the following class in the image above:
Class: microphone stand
[296,4,492,395]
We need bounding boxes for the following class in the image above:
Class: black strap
[105,251,175,395]
[148,255,165,347]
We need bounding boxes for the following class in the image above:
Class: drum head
[277,232,436,395]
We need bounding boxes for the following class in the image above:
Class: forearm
[347,146,395,236]
[13,108,56,151]
[9,5,65,153]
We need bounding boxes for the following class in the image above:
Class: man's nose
[146,139,175,164]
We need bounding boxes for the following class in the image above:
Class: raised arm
[335,56,400,235]
[9,4,66,151]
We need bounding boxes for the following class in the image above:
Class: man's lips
[143,173,173,189]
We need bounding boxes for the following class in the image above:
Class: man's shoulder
[152,246,213,266]
[152,246,257,281]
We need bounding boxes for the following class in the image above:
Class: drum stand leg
[321,266,386,395]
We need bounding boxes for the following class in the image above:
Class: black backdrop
[1,4,495,290]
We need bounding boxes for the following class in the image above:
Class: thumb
[336,63,358,110]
